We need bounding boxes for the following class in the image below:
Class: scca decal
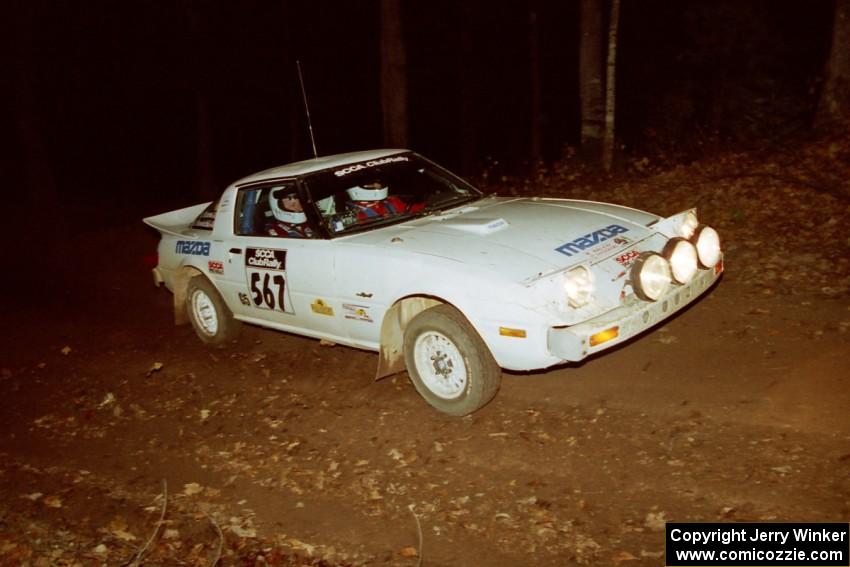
[333,155,409,177]
[176,240,211,256]
[246,248,286,270]
[614,250,640,265]
[555,225,629,257]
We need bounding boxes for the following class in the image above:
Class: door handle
[229,248,242,254]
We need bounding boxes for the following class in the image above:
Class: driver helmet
[347,181,388,202]
[269,188,307,224]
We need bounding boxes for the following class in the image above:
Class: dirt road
[0,220,847,566]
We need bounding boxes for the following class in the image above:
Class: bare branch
[408,504,423,567]
[125,479,168,567]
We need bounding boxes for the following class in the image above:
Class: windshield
[303,152,482,236]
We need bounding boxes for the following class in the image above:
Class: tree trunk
[182,0,216,199]
[816,0,850,127]
[459,2,478,174]
[529,10,543,164]
[602,0,621,172]
[13,2,58,222]
[579,0,604,161]
[380,0,408,147]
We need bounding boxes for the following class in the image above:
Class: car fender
[371,259,548,378]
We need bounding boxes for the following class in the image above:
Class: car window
[235,183,317,239]
[191,200,218,230]
[304,153,481,236]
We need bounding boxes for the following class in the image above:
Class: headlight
[679,210,699,239]
[693,225,721,268]
[564,266,594,308]
[663,237,698,284]
[631,252,671,301]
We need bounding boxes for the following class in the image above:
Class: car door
[216,183,345,342]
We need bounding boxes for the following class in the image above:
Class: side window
[191,200,218,230]
[235,184,316,239]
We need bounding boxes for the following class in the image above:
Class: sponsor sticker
[175,240,211,256]
[244,248,293,314]
[614,250,640,266]
[208,260,224,274]
[333,155,409,177]
[343,303,373,323]
[246,247,286,270]
[238,292,251,306]
[310,299,334,317]
[555,224,630,257]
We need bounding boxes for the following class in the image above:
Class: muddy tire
[186,276,242,345]
[403,304,501,416]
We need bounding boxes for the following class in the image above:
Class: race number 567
[248,270,292,313]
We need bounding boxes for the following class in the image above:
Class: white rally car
[145,149,723,415]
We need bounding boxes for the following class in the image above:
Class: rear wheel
[403,304,501,416]
[186,276,241,345]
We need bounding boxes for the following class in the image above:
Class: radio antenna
[296,60,319,158]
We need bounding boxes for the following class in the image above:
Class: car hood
[348,197,660,284]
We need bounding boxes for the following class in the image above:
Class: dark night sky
[11,1,835,214]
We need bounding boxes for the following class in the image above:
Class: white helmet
[270,189,307,224]
[347,182,388,202]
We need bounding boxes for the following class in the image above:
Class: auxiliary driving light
[679,210,699,239]
[663,237,698,284]
[631,252,672,301]
[692,225,721,269]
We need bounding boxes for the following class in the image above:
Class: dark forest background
[8,1,840,216]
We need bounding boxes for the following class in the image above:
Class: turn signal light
[589,326,619,347]
[499,327,527,338]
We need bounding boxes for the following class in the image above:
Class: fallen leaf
[43,495,63,508]
[60,346,72,355]
[748,308,771,315]
[398,546,418,558]
[612,551,637,563]
[288,538,315,556]
[644,510,667,531]
[146,362,164,377]
[111,529,137,542]
[183,482,204,496]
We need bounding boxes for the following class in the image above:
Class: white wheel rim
[413,331,467,399]
[191,289,219,336]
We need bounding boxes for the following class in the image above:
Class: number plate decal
[245,248,294,314]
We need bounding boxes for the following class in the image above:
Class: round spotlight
[631,252,672,301]
[680,211,699,239]
[693,225,721,268]
[663,237,698,284]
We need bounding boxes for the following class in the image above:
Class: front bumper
[547,260,722,362]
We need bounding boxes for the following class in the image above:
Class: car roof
[234,149,409,186]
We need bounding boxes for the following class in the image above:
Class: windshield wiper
[423,194,477,213]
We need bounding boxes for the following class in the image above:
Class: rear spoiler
[143,202,211,238]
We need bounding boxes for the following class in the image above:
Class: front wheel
[186,276,242,345]
[403,304,501,416]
